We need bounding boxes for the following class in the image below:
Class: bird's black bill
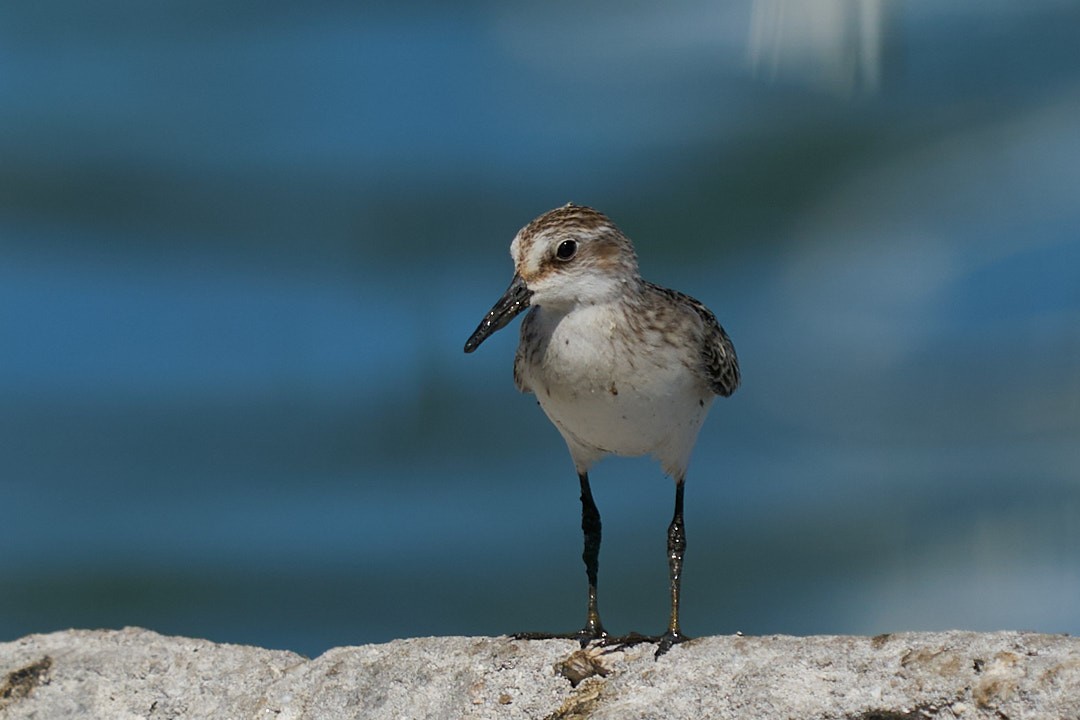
[464,274,532,353]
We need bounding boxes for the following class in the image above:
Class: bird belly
[537,376,709,459]
[524,311,712,469]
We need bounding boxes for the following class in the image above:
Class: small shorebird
[464,203,740,657]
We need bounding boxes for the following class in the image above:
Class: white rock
[1,628,1078,719]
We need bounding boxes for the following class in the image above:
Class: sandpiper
[464,203,740,657]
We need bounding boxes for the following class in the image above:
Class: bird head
[464,204,639,353]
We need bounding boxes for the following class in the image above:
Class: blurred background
[2,0,1078,658]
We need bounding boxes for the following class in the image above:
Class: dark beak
[464,274,532,353]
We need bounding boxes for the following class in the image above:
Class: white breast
[519,302,713,479]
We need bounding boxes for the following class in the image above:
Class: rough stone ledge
[1,628,1077,719]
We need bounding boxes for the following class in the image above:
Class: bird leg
[514,472,607,646]
[656,478,689,657]
[578,471,606,641]
[593,479,691,659]
[517,474,691,659]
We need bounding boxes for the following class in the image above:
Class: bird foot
[514,627,690,658]
[513,625,608,648]
[599,630,691,658]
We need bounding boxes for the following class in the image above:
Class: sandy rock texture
[1,628,1078,719]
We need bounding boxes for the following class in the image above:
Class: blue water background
[2,1,1078,657]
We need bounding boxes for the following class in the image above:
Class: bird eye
[555,240,577,261]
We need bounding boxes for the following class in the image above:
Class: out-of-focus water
[2,1,1078,658]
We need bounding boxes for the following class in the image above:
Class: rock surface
[1,628,1078,719]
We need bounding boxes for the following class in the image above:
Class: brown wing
[646,282,740,397]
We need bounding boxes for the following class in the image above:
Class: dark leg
[514,472,606,645]
[600,478,691,658]
[656,479,689,657]
[578,471,606,642]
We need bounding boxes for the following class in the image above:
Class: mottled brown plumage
[642,282,741,397]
